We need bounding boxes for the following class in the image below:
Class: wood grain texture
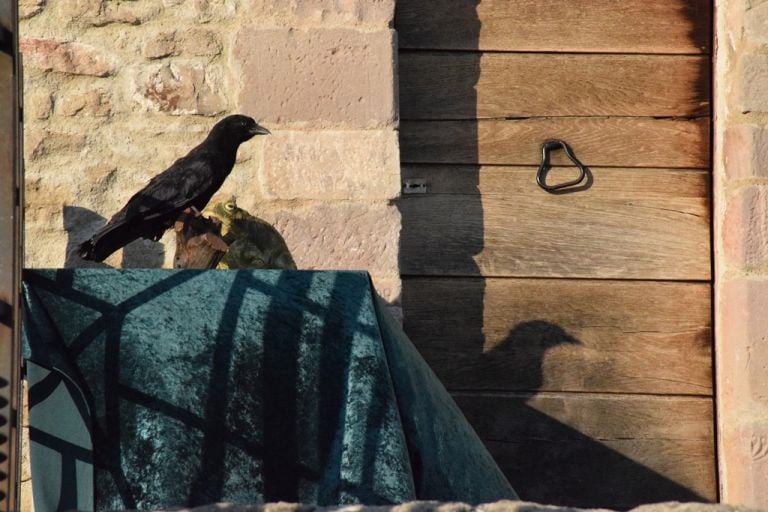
[452,392,716,507]
[396,0,712,54]
[399,166,710,279]
[402,277,712,395]
[399,53,710,119]
[399,118,710,168]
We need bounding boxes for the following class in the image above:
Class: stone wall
[140,502,762,512]
[18,0,401,307]
[716,0,768,507]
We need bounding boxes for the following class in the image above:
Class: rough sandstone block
[723,186,768,269]
[144,31,178,60]
[20,38,115,77]
[57,88,112,117]
[144,29,223,59]
[133,62,226,115]
[739,54,768,113]
[724,124,768,179]
[720,418,768,508]
[56,0,162,27]
[744,1,768,45]
[246,0,395,28]
[19,0,45,19]
[235,28,396,128]
[24,130,88,161]
[248,202,400,276]
[162,0,236,23]
[25,91,53,120]
[719,279,768,408]
[262,130,400,200]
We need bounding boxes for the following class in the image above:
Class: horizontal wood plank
[452,392,716,507]
[399,118,710,168]
[399,167,710,280]
[396,0,712,54]
[399,53,710,119]
[402,277,712,395]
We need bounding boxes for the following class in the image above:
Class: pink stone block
[722,186,768,269]
[255,202,400,276]
[724,124,768,179]
[719,279,768,405]
[739,54,768,113]
[721,421,768,508]
[235,28,396,128]
[261,130,400,200]
[20,38,115,77]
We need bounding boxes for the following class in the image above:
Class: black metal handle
[536,139,588,192]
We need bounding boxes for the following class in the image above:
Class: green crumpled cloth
[22,269,517,512]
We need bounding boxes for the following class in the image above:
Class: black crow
[78,114,270,262]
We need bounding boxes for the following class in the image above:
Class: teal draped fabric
[22,269,517,512]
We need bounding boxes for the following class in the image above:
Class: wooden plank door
[395,1,715,508]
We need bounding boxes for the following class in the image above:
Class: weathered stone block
[24,130,88,161]
[20,0,46,19]
[25,91,53,120]
[193,0,236,22]
[719,279,768,406]
[57,88,112,117]
[720,420,768,508]
[181,28,223,56]
[144,31,178,59]
[724,124,768,178]
[23,231,68,268]
[246,0,395,27]
[246,201,400,275]
[144,29,222,59]
[262,130,400,200]
[723,186,768,269]
[163,0,236,23]
[133,62,226,115]
[20,38,115,77]
[235,28,396,128]
[739,54,768,113]
[56,0,162,27]
[744,1,768,45]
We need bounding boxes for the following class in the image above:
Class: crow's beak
[250,124,271,136]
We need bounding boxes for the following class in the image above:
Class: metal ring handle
[536,139,588,192]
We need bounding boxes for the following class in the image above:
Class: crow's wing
[108,153,216,226]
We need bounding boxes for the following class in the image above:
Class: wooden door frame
[0,0,22,510]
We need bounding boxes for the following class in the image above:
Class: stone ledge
[137,501,764,512]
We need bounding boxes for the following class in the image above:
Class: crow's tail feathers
[78,222,136,262]
[77,239,98,261]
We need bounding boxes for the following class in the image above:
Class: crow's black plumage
[78,114,270,262]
